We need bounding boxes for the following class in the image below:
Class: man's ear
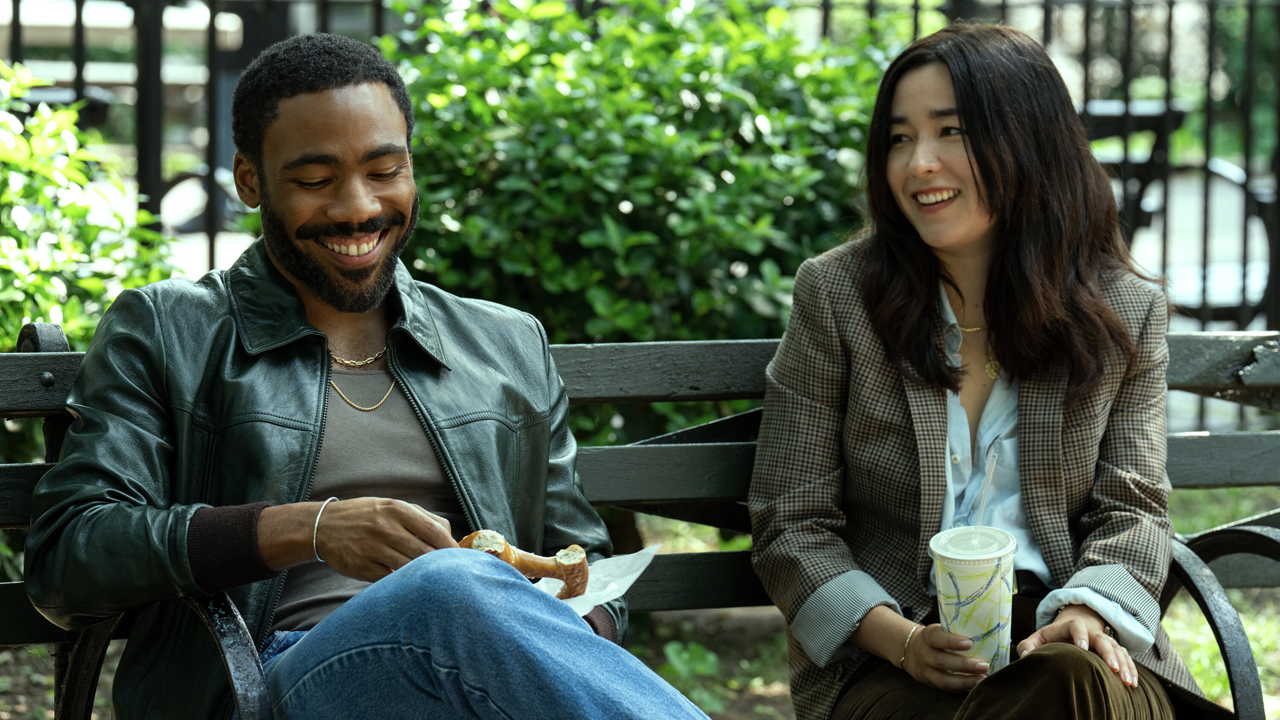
[232,152,262,209]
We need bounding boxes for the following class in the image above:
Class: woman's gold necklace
[957,325,1001,379]
[329,348,394,411]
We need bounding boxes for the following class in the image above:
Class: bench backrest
[3,332,1280,646]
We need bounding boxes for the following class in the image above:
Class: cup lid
[929,526,1017,563]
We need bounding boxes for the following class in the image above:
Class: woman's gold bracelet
[900,623,921,670]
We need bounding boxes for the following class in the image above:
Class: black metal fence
[5,0,401,270]
[3,0,1279,427]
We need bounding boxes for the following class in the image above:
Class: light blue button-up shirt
[934,286,1152,651]
[930,291,1053,595]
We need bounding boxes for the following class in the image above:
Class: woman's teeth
[324,236,381,257]
[916,190,959,205]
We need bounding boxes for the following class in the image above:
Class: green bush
[386,0,897,441]
[657,639,725,713]
[1,61,173,577]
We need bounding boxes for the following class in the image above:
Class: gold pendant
[985,359,1001,379]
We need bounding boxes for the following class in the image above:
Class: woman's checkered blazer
[749,237,1218,720]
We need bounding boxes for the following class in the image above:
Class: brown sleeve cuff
[583,605,618,644]
[187,502,278,594]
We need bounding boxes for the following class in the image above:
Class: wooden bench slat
[3,431,1277,530]
[578,443,756,504]
[1166,431,1280,489]
[1166,332,1280,390]
[4,335,1280,415]
[553,340,778,405]
[580,433,1280,502]
[0,550,1268,649]
[0,581,74,646]
[0,464,52,529]
[0,554,773,642]
[0,353,82,417]
[624,551,770,612]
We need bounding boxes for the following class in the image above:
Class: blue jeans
[252,548,710,720]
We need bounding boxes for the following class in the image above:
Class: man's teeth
[917,190,959,205]
[323,237,381,256]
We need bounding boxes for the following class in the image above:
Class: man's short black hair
[231,33,415,168]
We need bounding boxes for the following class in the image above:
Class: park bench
[2,322,1280,719]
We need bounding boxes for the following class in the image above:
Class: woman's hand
[1016,604,1139,687]
[901,624,990,692]
[851,607,987,693]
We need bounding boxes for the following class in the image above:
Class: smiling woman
[883,63,997,263]
[748,23,1226,720]
[861,25,1140,404]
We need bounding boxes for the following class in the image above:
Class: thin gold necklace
[330,377,396,412]
[331,347,386,368]
[957,324,1000,378]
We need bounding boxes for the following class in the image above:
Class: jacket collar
[226,238,448,368]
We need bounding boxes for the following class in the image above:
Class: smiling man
[25,34,710,720]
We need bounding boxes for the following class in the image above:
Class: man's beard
[261,188,419,314]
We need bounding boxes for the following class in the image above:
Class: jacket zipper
[387,341,481,537]
[256,338,331,650]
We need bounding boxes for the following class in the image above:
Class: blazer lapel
[902,372,949,590]
[1018,360,1074,586]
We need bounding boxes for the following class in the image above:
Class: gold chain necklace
[957,325,1000,379]
[330,347,386,368]
[329,378,396,412]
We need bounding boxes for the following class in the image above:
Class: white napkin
[533,544,662,616]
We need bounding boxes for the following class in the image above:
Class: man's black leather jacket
[25,239,621,720]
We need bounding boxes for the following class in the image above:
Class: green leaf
[529,0,567,19]
[764,6,788,30]
[507,43,532,63]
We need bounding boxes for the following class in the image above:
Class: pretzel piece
[459,530,590,599]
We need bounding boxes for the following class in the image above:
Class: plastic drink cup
[928,527,1018,673]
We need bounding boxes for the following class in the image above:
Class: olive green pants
[832,596,1175,720]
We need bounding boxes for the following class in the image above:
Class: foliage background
[0,60,174,580]
[388,0,893,443]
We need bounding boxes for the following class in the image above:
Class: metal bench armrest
[53,616,122,720]
[183,593,272,720]
[1165,538,1265,720]
[1187,524,1280,566]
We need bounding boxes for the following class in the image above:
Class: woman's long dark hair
[862,24,1150,405]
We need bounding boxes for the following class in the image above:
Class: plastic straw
[971,449,999,549]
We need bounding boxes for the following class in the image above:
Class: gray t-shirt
[270,367,468,633]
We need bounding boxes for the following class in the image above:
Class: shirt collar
[938,283,963,358]
[226,238,449,368]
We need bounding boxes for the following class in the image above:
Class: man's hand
[258,498,458,581]
[901,624,989,692]
[1016,604,1139,687]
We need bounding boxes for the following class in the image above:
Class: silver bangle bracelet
[313,497,339,563]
